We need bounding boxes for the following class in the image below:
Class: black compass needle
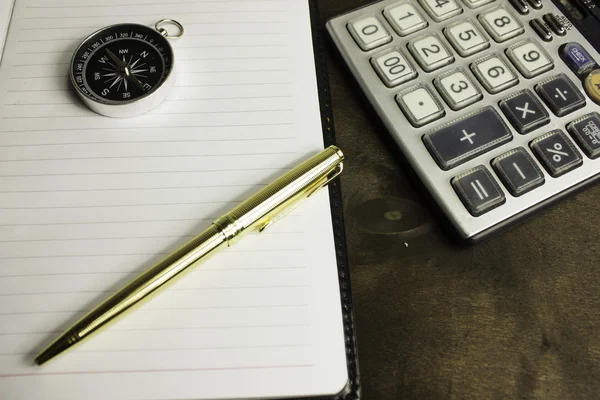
[105,48,126,69]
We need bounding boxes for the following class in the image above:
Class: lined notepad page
[0,1,348,399]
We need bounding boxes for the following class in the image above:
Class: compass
[70,19,183,118]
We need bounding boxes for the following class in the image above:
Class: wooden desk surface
[317,1,600,398]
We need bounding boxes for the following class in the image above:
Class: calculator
[326,0,600,241]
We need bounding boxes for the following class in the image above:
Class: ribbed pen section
[213,145,344,243]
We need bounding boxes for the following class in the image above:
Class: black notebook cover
[301,1,361,399]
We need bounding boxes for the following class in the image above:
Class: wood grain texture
[317,1,600,398]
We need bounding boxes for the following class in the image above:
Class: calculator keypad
[372,49,418,87]
[396,84,446,126]
[471,54,519,93]
[408,34,454,72]
[327,0,600,239]
[347,16,392,51]
[384,2,428,36]
[478,6,524,43]
[506,39,554,78]
[444,19,490,57]
[434,68,482,110]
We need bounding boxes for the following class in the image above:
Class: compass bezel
[69,23,176,118]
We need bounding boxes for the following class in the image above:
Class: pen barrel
[213,145,344,243]
[65,226,225,340]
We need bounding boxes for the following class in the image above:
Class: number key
[506,39,554,78]
[347,16,392,51]
[470,54,519,93]
[478,6,524,42]
[418,0,463,22]
[434,68,482,110]
[384,2,428,36]
[408,34,455,72]
[444,19,490,57]
[371,49,417,87]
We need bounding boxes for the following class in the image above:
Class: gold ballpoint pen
[35,145,344,365]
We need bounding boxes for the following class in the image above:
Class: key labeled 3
[434,68,482,110]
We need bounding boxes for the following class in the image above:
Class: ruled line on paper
[0,364,314,379]
[0,266,306,278]
[0,304,309,316]
[1,343,312,356]
[24,0,288,8]
[23,11,286,20]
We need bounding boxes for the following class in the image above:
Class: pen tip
[34,334,78,366]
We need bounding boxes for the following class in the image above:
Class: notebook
[0,1,359,399]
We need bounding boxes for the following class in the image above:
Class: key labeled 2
[408,34,454,72]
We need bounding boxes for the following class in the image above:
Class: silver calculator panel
[327,0,600,240]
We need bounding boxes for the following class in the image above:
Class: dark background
[318,1,600,398]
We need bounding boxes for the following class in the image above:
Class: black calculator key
[566,112,600,159]
[535,73,586,117]
[492,148,545,196]
[526,0,542,9]
[499,89,550,134]
[530,19,551,42]
[423,106,512,170]
[509,0,530,14]
[543,13,566,36]
[530,130,583,177]
[452,166,506,216]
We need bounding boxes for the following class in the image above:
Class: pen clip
[306,162,343,198]
[258,162,343,233]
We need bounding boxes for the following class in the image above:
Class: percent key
[530,130,583,177]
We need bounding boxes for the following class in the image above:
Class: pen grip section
[75,226,226,337]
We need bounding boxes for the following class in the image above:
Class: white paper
[0,0,348,399]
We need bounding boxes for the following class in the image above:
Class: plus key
[423,107,513,170]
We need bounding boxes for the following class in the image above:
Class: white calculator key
[347,16,392,51]
[371,49,417,87]
[434,68,482,110]
[478,6,524,43]
[408,34,454,72]
[396,84,445,127]
[506,39,554,78]
[470,54,519,93]
[383,2,428,36]
[418,0,463,22]
[461,0,494,9]
[444,19,490,57]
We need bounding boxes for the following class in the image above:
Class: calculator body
[326,0,600,241]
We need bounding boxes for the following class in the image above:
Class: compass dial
[71,23,174,105]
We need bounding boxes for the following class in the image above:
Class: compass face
[71,23,173,105]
